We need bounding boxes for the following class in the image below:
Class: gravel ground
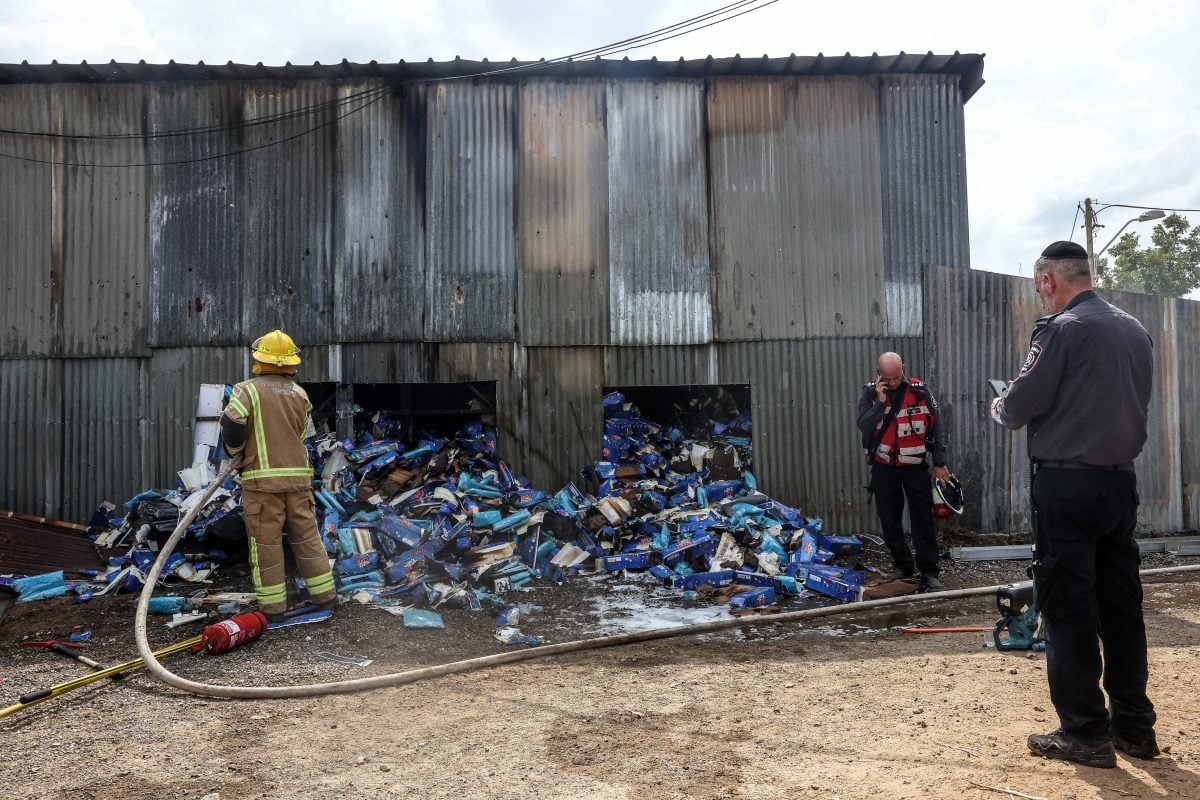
[2,538,1198,800]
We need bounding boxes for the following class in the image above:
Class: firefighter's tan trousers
[242,489,336,614]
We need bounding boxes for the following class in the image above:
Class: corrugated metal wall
[147,83,244,347]
[517,81,610,346]
[880,75,970,336]
[607,81,712,345]
[334,83,427,343]
[145,347,245,494]
[0,71,1048,538]
[709,77,887,341]
[924,267,1023,532]
[926,265,1196,534]
[242,82,337,345]
[1179,299,1200,529]
[0,359,63,517]
[0,85,56,357]
[60,358,147,522]
[426,83,516,342]
[62,85,150,358]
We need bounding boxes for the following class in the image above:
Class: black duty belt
[1035,459,1135,472]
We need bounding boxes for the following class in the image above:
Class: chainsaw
[994,581,1045,651]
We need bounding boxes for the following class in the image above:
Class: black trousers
[870,463,938,576]
[1032,466,1155,742]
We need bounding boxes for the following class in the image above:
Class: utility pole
[1084,198,1097,277]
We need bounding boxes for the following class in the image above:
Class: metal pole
[1084,197,1097,278]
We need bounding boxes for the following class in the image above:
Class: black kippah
[1040,240,1088,259]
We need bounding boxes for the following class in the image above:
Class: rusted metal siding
[60,358,147,522]
[708,78,804,341]
[341,342,434,383]
[334,83,426,342]
[1179,299,1200,529]
[426,83,516,342]
[0,359,63,517]
[923,266,1023,532]
[607,80,711,345]
[603,345,719,387]
[517,81,610,346]
[145,347,244,489]
[709,76,887,341]
[0,85,56,357]
[717,337,924,533]
[926,266,1193,534]
[520,347,604,491]
[61,85,149,356]
[879,74,971,336]
[241,83,336,345]
[147,83,244,347]
[1107,291,1181,533]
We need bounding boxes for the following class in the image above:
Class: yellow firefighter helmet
[250,329,302,366]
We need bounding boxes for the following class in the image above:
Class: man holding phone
[991,240,1156,768]
[856,352,951,592]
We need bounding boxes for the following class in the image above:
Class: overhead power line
[0,91,388,168]
[0,85,391,142]
[0,0,778,164]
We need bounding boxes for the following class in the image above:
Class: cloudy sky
[1,0,1196,279]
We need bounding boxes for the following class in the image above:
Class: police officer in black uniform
[992,240,1157,768]
[857,351,952,592]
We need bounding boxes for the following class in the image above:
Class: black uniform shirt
[994,290,1153,464]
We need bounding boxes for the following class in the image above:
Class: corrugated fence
[925,266,1198,534]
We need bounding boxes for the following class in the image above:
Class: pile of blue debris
[17,389,868,641]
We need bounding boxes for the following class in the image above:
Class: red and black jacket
[856,378,947,467]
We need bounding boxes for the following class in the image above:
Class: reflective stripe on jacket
[868,379,935,467]
[221,374,313,492]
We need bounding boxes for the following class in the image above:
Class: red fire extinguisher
[200,611,268,655]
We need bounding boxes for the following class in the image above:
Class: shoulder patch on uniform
[1020,342,1043,374]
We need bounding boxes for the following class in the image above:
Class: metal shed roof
[0,52,986,101]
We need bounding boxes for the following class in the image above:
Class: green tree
[1097,213,1200,297]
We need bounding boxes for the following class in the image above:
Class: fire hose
[135,459,1200,700]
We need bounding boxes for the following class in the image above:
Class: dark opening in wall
[301,381,497,443]
[599,383,754,484]
[302,382,339,432]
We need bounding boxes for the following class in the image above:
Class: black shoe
[1113,732,1160,760]
[921,574,946,592]
[891,567,915,580]
[313,596,338,612]
[1027,729,1116,768]
[264,610,288,624]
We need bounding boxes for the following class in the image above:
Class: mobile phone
[988,379,1009,397]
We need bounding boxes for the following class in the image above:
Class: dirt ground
[1,545,1198,800]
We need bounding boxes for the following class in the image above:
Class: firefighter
[220,329,336,621]
[856,352,952,592]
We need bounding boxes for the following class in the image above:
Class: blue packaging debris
[596,551,654,571]
[803,565,865,602]
[729,586,776,610]
[14,571,69,602]
[147,595,191,614]
[66,386,864,637]
[818,534,864,556]
[673,570,735,590]
[403,608,445,629]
